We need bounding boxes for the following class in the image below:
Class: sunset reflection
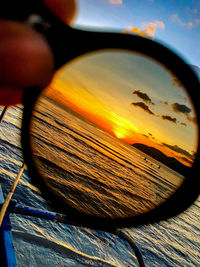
[45,50,198,168]
[31,50,198,218]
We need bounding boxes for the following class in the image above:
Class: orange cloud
[109,0,122,4]
[123,21,165,38]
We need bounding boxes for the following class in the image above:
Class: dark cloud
[148,132,157,140]
[161,101,168,106]
[180,122,187,127]
[172,102,191,114]
[142,132,157,141]
[131,102,154,115]
[161,115,177,124]
[133,90,154,105]
[162,143,192,159]
[172,103,197,125]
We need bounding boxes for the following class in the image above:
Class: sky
[73,0,200,68]
[43,0,200,169]
[47,50,198,167]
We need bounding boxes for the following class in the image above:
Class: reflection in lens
[30,50,198,218]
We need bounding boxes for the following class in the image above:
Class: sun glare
[115,130,125,139]
[111,116,140,142]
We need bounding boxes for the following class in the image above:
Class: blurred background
[73,0,200,74]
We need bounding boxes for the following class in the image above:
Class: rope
[0,106,25,227]
[0,162,25,227]
[115,230,145,267]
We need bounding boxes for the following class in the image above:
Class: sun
[115,131,125,139]
[110,114,139,142]
[114,126,128,139]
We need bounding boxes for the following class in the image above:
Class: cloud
[171,13,193,28]
[161,101,168,106]
[162,143,192,159]
[186,115,198,125]
[143,132,157,141]
[161,115,177,124]
[109,0,122,4]
[131,102,154,115]
[181,122,187,127]
[171,102,197,125]
[148,132,157,140]
[143,21,165,37]
[122,27,148,37]
[133,90,154,104]
[172,103,191,114]
[124,20,165,38]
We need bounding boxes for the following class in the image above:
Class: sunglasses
[3,0,200,231]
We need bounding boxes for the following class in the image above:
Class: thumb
[0,20,53,105]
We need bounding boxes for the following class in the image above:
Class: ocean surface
[31,96,184,219]
[0,104,199,266]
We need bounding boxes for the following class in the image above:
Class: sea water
[31,96,184,218]
[0,105,199,266]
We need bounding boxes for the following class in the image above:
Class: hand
[0,0,76,106]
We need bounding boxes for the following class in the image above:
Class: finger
[0,20,53,105]
[43,0,77,25]
[0,0,77,106]
[0,88,23,106]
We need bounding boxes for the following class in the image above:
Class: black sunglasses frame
[12,0,200,231]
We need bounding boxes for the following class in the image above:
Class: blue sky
[73,0,200,67]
